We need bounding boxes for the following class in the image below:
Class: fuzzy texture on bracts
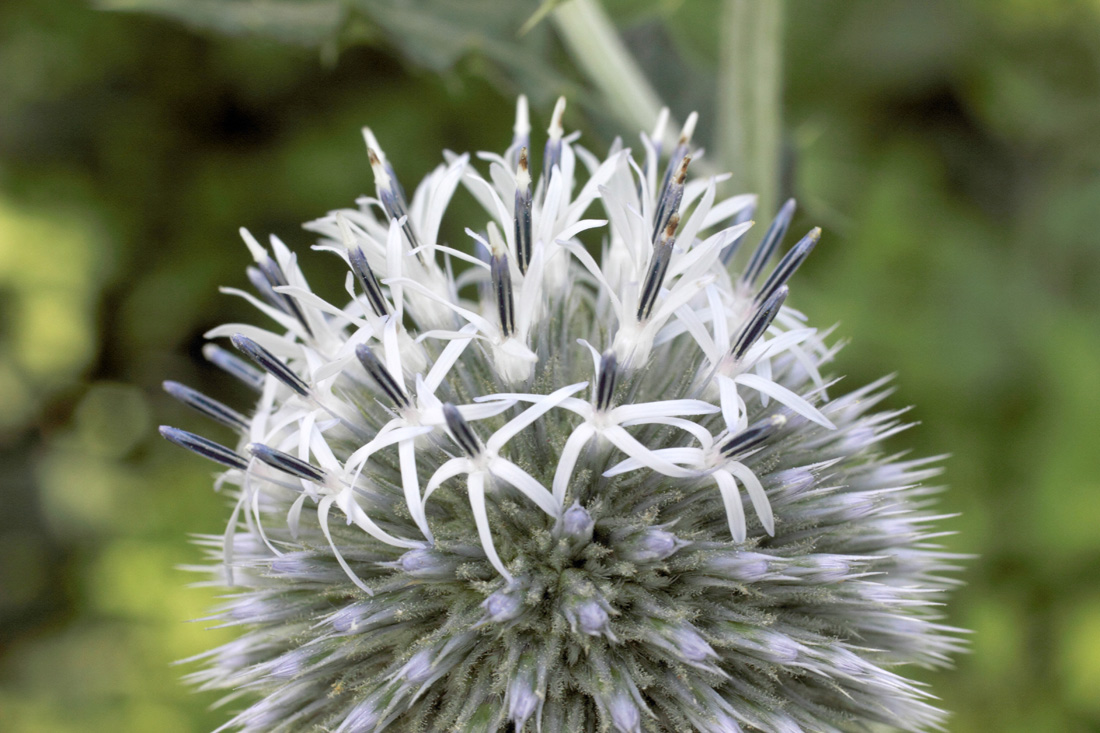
[164,97,964,732]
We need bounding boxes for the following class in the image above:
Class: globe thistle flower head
[163,95,965,732]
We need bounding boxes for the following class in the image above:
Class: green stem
[717,0,784,215]
[551,0,666,135]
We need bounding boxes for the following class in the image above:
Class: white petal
[424,457,472,502]
[603,447,703,477]
[717,374,747,434]
[553,423,596,506]
[468,472,513,582]
[423,323,479,394]
[620,416,714,450]
[489,458,559,517]
[735,372,835,429]
[486,381,588,454]
[726,461,774,536]
[318,495,375,595]
[455,400,517,421]
[400,439,432,542]
[337,488,421,549]
[713,470,747,543]
[602,425,700,478]
[286,492,309,540]
[610,399,719,423]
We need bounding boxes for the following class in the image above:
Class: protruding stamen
[513,148,533,275]
[362,127,407,209]
[543,96,566,187]
[348,246,390,317]
[656,111,698,207]
[730,285,788,361]
[230,334,310,397]
[368,147,420,253]
[637,213,680,322]
[488,223,515,337]
[354,343,410,409]
[720,415,787,459]
[741,198,796,286]
[248,443,327,483]
[650,107,670,159]
[259,258,313,337]
[163,381,249,431]
[246,266,284,312]
[511,95,530,168]
[755,228,821,305]
[443,403,482,458]
[159,426,248,470]
[202,343,264,392]
[653,154,690,243]
[594,350,618,412]
[240,229,314,337]
[720,201,757,265]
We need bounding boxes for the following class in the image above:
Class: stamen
[230,334,310,397]
[656,111,697,208]
[720,415,787,459]
[488,223,515,337]
[354,343,411,409]
[741,198,796,286]
[543,96,566,188]
[513,148,533,275]
[159,426,248,470]
[163,381,249,431]
[636,213,680,322]
[594,350,618,412]
[246,265,284,312]
[730,285,788,361]
[653,154,690,243]
[368,147,420,253]
[511,95,530,168]
[240,229,314,336]
[443,403,482,458]
[720,201,757,265]
[755,227,821,305]
[650,107,670,159]
[202,343,264,392]
[248,443,327,483]
[347,245,391,317]
[362,127,407,210]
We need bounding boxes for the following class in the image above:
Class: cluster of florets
[162,97,964,732]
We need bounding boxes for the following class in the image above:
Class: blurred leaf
[99,0,348,46]
[105,0,567,98]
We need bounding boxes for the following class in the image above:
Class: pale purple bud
[401,649,435,683]
[703,551,775,582]
[507,675,539,726]
[578,602,608,634]
[398,548,458,579]
[337,698,381,733]
[617,528,688,563]
[482,587,524,624]
[609,691,641,733]
[561,503,594,541]
[668,624,716,663]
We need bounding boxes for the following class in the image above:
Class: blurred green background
[1,0,1098,731]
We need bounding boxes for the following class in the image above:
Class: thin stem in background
[552,0,667,137]
[718,0,784,217]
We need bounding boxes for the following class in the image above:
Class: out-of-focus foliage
[0,0,1098,731]
[103,0,566,99]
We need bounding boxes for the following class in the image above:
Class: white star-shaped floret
[605,415,787,543]
[424,381,588,581]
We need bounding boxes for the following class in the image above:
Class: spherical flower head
[163,96,965,732]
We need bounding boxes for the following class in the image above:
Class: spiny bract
[162,97,964,732]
